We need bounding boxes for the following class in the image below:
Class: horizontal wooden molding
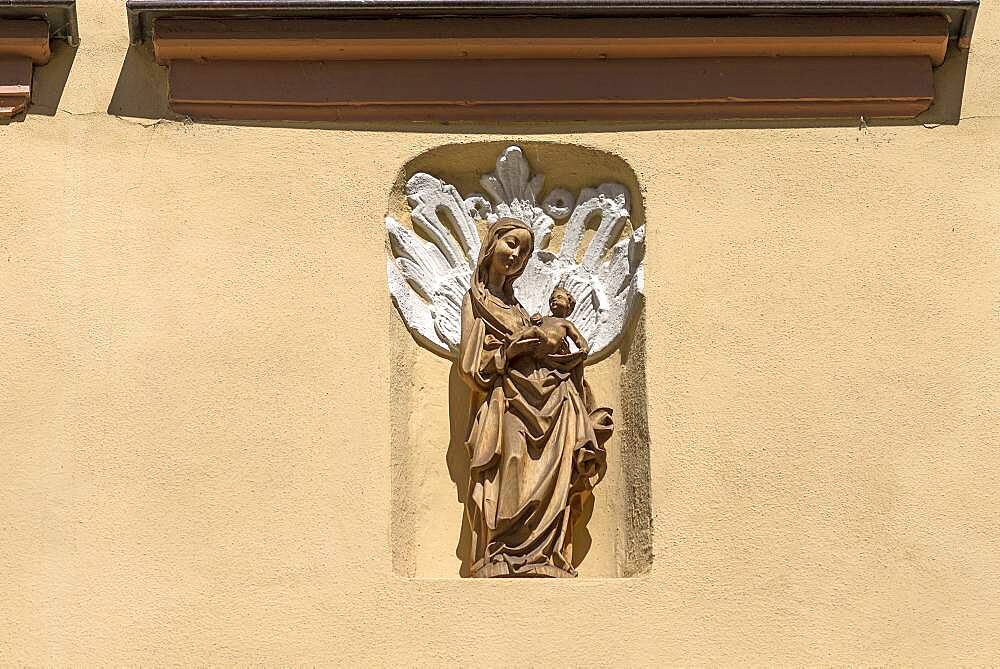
[0,20,51,64]
[0,13,69,120]
[168,56,934,121]
[153,16,949,65]
[0,56,33,118]
[173,100,935,122]
[0,2,78,46]
[151,13,950,122]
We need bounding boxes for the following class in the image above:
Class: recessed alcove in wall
[387,141,652,579]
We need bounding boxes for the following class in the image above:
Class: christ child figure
[525,286,589,358]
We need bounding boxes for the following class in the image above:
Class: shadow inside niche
[446,364,474,577]
[107,43,181,121]
[570,491,595,570]
[616,310,653,577]
[26,41,76,117]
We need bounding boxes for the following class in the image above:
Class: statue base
[470,561,576,579]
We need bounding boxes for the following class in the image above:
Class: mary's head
[475,218,534,296]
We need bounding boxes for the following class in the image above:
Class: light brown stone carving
[459,218,613,578]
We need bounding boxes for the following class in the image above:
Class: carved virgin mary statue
[387,146,645,577]
[460,218,613,577]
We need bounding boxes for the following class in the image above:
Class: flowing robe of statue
[458,218,613,578]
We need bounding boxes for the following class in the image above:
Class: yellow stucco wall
[2,0,998,664]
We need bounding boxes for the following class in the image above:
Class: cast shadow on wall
[3,41,76,123]
[107,44,178,121]
[103,43,969,130]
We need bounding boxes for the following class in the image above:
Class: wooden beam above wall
[168,55,935,121]
[153,16,950,65]
[149,14,952,122]
[0,20,51,120]
[0,20,51,63]
[0,56,33,118]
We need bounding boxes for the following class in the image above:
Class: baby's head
[549,286,575,318]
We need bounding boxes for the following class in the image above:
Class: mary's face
[489,228,532,277]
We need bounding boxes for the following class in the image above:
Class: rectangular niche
[386,142,653,579]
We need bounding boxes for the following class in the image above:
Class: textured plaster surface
[1,0,999,664]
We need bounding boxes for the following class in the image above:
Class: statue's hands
[507,327,541,360]
[545,349,586,371]
[506,337,536,361]
[564,349,587,368]
[508,326,528,345]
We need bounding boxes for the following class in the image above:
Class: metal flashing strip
[0,1,79,45]
[126,0,978,47]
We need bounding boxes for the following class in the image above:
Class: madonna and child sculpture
[387,146,645,578]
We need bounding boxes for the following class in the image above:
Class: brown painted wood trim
[168,56,933,121]
[171,99,934,122]
[153,16,949,66]
[0,56,33,118]
[0,20,51,64]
